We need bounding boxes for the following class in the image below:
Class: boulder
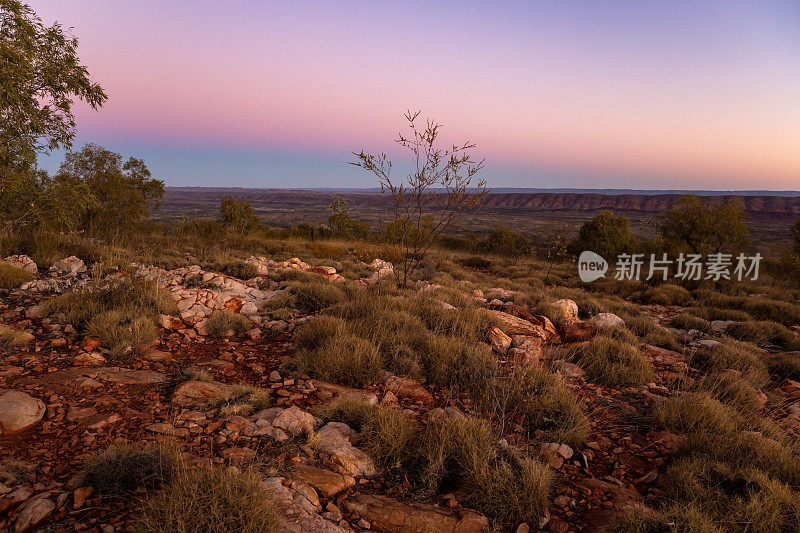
[272,406,318,436]
[171,380,229,407]
[2,255,37,275]
[262,477,350,533]
[51,256,86,276]
[385,375,433,404]
[343,494,489,533]
[292,464,355,498]
[14,495,55,532]
[488,326,512,354]
[486,310,548,339]
[312,380,378,406]
[313,423,375,478]
[552,299,579,319]
[508,335,543,367]
[557,318,596,343]
[588,313,625,329]
[0,391,45,433]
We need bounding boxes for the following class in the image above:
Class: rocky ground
[1,253,798,532]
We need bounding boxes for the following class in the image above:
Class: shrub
[209,385,271,417]
[82,443,179,496]
[0,263,33,289]
[419,417,552,523]
[569,335,655,387]
[651,393,741,436]
[360,406,417,470]
[294,315,347,352]
[291,333,383,387]
[626,316,682,351]
[641,283,692,306]
[567,210,638,259]
[0,325,32,348]
[218,260,259,280]
[766,352,800,381]
[693,372,763,414]
[669,313,711,332]
[204,311,251,338]
[290,280,346,314]
[726,321,800,350]
[0,461,36,484]
[87,309,157,358]
[690,340,768,385]
[133,468,278,533]
[312,397,374,431]
[459,255,492,269]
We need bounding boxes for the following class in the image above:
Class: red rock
[557,318,596,343]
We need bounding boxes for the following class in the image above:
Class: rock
[507,335,543,367]
[550,360,586,379]
[272,406,318,436]
[588,313,625,329]
[488,326,512,354]
[158,314,184,330]
[552,299,579,319]
[312,380,378,406]
[14,496,55,532]
[3,255,37,275]
[385,375,433,404]
[487,310,548,339]
[51,255,86,276]
[557,318,596,343]
[73,352,106,366]
[245,328,262,340]
[141,349,172,363]
[221,447,256,465]
[0,391,45,433]
[292,463,355,498]
[313,423,375,477]
[146,422,189,438]
[72,486,93,509]
[343,494,489,533]
[171,380,230,407]
[262,477,351,533]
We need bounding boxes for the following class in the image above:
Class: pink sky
[30,1,800,189]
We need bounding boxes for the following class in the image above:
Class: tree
[1,0,106,226]
[219,195,260,235]
[52,144,163,233]
[481,225,530,258]
[351,111,487,287]
[326,195,370,239]
[791,217,800,256]
[568,210,638,259]
[657,195,750,254]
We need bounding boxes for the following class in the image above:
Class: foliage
[82,443,179,496]
[351,110,487,286]
[481,225,530,257]
[657,195,750,254]
[219,195,261,235]
[569,335,655,387]
[326,195,371,239]
[0,0,106,226]
[204,310,252,338]
[49,144,164,232]
[567,210,638,259]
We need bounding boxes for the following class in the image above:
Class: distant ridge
[167,186,800,197]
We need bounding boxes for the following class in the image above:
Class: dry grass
[291,332,383,387]
[0,263,33,289]
[209,384,271,416]
[569,335,655,387]
[725,321,800,350]
[133,467,279,533]
[641,283,692,306]
[669,313,711,332]
[360,406,417,470]
[766,352,800,381]
[0,325,32,348]
[81,443,179,497]
[693,372,763,414]
[689,340,768,385]
[0,460,36,484]
[204,310,252,338]
[626,316,683,351]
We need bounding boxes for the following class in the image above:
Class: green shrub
[290,279,346,314]
[0,263,33,289]
[133,468,278,533]
[569,335,655,387]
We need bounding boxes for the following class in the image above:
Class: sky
[29,1,800,190]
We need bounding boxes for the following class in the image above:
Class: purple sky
[30,1,800,190]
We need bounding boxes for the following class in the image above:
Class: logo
[578,251,608,283]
